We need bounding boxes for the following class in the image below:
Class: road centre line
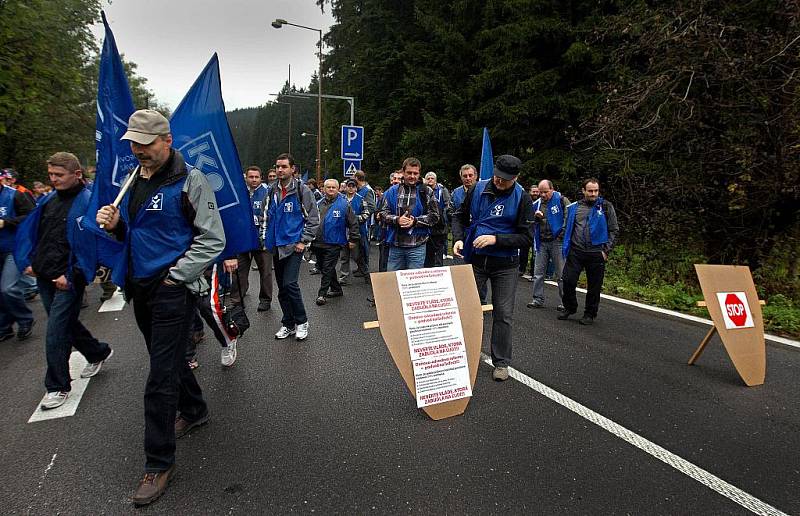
[480,354,788,515]
[543,280,799,349]
[29,352,90,423]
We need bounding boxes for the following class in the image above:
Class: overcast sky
[91,0,335,110]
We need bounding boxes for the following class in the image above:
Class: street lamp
[301,132,316,137]
[272,18,323,185]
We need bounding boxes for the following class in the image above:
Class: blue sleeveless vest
[562,197,609,258]
[250,183,269,226]
[463,180,523,260]
[264,184,305,251]
[532,191,565,252]
[319,194,349,245]
[451,186,466,212]
[381,183,430,246]
[0,186,18,253]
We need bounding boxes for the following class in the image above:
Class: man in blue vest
[449,164,477,215]
[264,153,320,341]
[354,170,376,273]
[452,155,533,381]
[0,169,35,342]
[527,180,569,310]
[312,179,360,306]
[559,178,620,325]
[229,166,273,312]
[15,152,112,410]
[377,157,439,271]
[337,178,369,284]
[376,171,403,272]
[424,171,451,268]
[95,109,225,505]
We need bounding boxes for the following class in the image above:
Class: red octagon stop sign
[724,293,748,327]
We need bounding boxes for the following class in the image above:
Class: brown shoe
[131,465,176,506]
[175,413,210,439]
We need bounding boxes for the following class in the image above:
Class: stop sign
[724,293,747,327]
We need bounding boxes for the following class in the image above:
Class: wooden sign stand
[689,264,767,386]
[363,265,489,420]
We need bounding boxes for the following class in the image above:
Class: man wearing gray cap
[96,109,225,505]
[452,155,534,381]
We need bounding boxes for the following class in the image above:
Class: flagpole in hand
[99,166,139,229]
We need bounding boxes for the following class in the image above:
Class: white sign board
[396,268,472,407]
[716,291,755,330]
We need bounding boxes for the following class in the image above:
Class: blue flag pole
[170,53,258,258]
[479,127,494,181]
[84,10,134,266]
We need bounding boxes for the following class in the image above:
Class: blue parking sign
[341,125,364,160]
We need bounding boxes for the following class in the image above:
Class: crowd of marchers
[0,109,618,506]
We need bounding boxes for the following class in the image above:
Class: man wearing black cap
[96,109,225,505]
[338,178,368,283]
[452,155,533,381]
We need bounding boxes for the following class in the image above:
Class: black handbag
[221,270,250,337]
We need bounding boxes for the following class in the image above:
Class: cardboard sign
[370,265,483,420]
[694,265,765,386]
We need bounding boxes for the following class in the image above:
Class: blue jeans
[274,251,307,327]
[471,255,519,367]
[387,244,426,272]
[0,252,33,332]
[531,239,564,304]
[39,277,110,393]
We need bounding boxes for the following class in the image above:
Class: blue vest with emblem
[464,180,523,260]
[562,197,609,258]
[250,183,269,225]
[532,191,565,252]
[320,194,349,245]
[117,178,193,282]
[264,182,305,251]
[381,183,430,246]
[0,186,18,252]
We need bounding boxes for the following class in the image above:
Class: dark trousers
[339,238,367,277]
[313,245,343,297]
[471,255,519,367]
[519,246,532,274]
[378,241,390,272]
[424,233,447,267]
[274,251,307,328]
[360,225,371,270]
[132,282,207,472]
[561,247,606,318]
[39,277,110,393]
[229,250,273,305]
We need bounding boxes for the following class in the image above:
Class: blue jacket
[14,187,97,283]
[381,183,431,246]
[264,184,306,252]
[562,198,609,258]
[319,194,350,245]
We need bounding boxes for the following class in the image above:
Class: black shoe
[17,320,35,340]
[526,301,544,309]
[257,300,271,312]
[0,328,15,342]
[579,315,594,326]
[556,304,566,312]
[309,268,320,275]
[326,291,343,298]
[557,311,575,320]
[315,296,327,306]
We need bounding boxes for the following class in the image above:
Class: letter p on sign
[716,291,754,329]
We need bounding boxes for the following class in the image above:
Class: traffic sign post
[343,159,360,178]
[341,125,364,160]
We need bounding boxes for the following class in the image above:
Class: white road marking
[544,280,799,349]
[29,352,90,423]
[98,289,126,312]
[482,354,789,516]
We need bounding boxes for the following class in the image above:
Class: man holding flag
[96,109,225,506]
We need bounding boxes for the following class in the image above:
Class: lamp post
[274,101,292,154]
[272,18,323,185]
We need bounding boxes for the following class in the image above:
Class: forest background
[1,0,797,336]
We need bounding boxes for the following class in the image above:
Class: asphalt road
[1,248,797,515]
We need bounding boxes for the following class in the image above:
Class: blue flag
[85,10,133,266]
[479,127,494,180]
[170,53,258,258]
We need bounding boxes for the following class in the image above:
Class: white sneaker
[80,349,113,378]
[295,322,309,341]
[221,340,237,367]
[274,326,296,339]
[41,391,69,410]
